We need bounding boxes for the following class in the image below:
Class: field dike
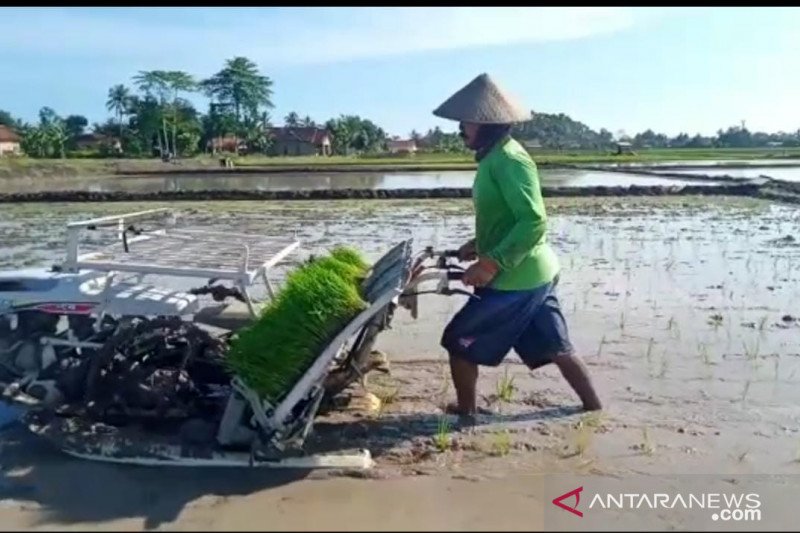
[0,182,783,203]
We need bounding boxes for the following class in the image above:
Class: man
[433,73,602,417]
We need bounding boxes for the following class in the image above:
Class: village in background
[1,56,799,162]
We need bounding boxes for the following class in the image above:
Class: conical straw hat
[433,73,529,124]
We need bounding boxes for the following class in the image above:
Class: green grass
[3,147,800,179]
[225,246,370,402]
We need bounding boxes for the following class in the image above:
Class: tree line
[0,57,407,159]
[1,58,798,159]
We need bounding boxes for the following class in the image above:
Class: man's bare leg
[447,354,479,415]
[553,353,602,411]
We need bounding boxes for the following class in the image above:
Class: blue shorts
[440,276,573,368]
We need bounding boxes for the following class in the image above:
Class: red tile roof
[387,139,417,151]
[268,127,331,145]
[0,125,21,143]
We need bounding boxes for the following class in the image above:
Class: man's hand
[462,257,499,287]
[458,239,477,262]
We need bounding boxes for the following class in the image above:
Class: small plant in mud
[743,339,761,361]
[496,366,516,403]
[489,430,512,457]
[619,311,626,332]
[645,337,655,365]
[697,342,713,366]
[734,449,750,464]
[758,315,769,332]
[667,315,675,331]
[659,356,669,378]
[636,427,655,456]
[375,385,401,417]
[596,335,606,358]
[432,415,452,452]
[708,313,724,330]
[741,380,751,405]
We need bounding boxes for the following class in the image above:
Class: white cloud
[0,7,674,69]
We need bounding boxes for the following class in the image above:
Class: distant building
[522,139,542,150]
[267,127,332,156]
[386,138,418,155]
[615,141,635,155]
[207,136,245,154]
[766,141,784,148]
[0,125,21,156]
[74,133,122,154]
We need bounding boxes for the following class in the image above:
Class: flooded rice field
[0,168,720,195]
[2,195,800,530]
[2,196,800,475]
[654,167,800,182]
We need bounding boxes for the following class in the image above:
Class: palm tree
[106,84,130,139]
[201,57,274,152]
[164,71,196,157]
[133,71,171,156]
[284,112,300,127]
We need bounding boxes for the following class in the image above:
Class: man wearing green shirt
[433,73,602,417]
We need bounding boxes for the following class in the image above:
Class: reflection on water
[601,159,800,168]
[0,169,716,194]
[655,167,800,182]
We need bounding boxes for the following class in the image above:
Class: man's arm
[458,238,476,261]
[482,155,547,270]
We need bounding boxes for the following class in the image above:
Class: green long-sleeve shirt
[473,136,560,291]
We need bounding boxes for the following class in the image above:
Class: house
[74,133,122,154]
[0,125,21,156]
[615,141,635,155]
[207,136,245,154]
[267,127,332,156]
[522,139,542,150]
[386,139,418,155]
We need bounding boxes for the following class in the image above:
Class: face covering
[468,124,512,161]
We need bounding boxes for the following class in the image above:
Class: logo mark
[553,486,584,517]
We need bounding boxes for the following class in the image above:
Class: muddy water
[0,168,715,195]
[2,197,800,529]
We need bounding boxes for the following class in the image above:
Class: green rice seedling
[490,430,512,457]
[619,311,626,332]
[732,449,749,463]
[375,385,401,417]
[433,415,452,452]
[496,366,516,403]
[794,442,800,463]
[666,315,676,331]
[330,245,370,271]
[697,342,712,366]
[657,356,669,379]
[645,337,655,365]
[758,315,769,332]
[743,339,761,361]
[596,335,606,358]
[741,380,751,404]
[640,428,655,456]
[708,314,723,331]
[579,411,605,429]
[226,248,369,403]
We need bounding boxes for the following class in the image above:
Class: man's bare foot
[582,401,603,412]
[443,402,493,416]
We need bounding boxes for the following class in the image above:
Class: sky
[1,7,799,138]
